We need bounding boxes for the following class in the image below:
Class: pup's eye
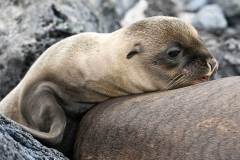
[167,47,182,58]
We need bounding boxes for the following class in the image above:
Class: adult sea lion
[0,16,218,146]
[74,77,240,160]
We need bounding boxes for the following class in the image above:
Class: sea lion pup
[0,16,218,145]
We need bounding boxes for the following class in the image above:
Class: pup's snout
[206,58,218,76]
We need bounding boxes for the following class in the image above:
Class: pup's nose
[206,58,218,76]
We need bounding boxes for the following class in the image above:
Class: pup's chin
[170,75,211,90]
[178,76,211,88]
[191,75,210,85]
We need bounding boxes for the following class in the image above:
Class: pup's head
[125,16,218,89]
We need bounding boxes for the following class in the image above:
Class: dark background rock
[0,0,120,100]
[213,0,240,17]
[144,0,179,17]
[0,114,68,160]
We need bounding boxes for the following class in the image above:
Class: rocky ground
[0,0,240,159]
[0,114,68,159]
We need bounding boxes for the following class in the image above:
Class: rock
[185,0,208,12]
[0,114,68,160]
[178,12,197,25]
[74,77,240,160]
[121,0,148,26]
[218,38,240,77]
[114,0,139,17]
[144,0,180,17]
[88,0,138,18]
[214,0,240,17]
[195,4,227,32]
[0,0,120,100]
[87,0,121,32]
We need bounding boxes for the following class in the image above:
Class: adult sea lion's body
[0,16,218,147]
[74,77,240,160]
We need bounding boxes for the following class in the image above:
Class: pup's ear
[126,43,143,59]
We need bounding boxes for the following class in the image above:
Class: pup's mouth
[182,56,218,86]
[191,75,210,84]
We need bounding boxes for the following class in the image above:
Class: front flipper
[20,82,66,144]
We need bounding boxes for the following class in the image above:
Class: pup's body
[0,16,218,145]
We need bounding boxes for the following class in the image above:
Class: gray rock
[195,4,227,32]
[178,12,197,25]
[214,0,240,17]
[0,0,120,100]
[114,0,139,17]
[218,38,240,77]
[0,114,68,160]
[144,0,179,17]
[185,0,208,12]
[87,0,121,32]
[88,0,138,18]
[121,0,148,26]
